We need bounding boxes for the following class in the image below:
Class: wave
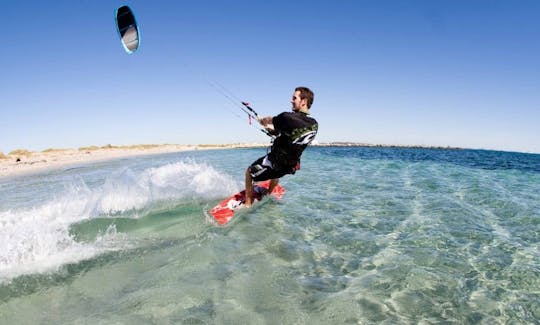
[0,160,239,283]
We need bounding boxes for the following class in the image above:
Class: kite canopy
[115,5,139,53]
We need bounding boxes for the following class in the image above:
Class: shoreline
[0,143,266,179]
[1,141,510,179]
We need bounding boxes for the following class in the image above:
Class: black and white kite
[115,5,140,54]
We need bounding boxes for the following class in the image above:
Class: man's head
[291,86,314,112]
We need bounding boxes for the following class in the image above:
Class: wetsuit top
[268,111,318,169]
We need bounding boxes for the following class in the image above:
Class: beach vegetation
[101,144,119,149]
[198,144,227,148]
[126,144,161,150]
[8,149,32,156]
[0,151,7,159]
[78,144,177,151]
[78,146,100,151]
[42,148,68,153]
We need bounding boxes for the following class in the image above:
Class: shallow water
[1,147,539,324]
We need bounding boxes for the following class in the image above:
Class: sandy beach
[0,144,263,178]
[1,142,465,179]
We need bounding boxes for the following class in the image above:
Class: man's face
[291,91,305,111]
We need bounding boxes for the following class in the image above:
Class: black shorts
[248,156,294,182]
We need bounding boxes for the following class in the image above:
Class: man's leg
[245,168,254,207]
[268,178,279,194]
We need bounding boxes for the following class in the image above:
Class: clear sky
[1,1,539,154]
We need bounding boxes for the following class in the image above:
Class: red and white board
[209,180,286,226]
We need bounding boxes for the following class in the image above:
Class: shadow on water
[69,203,204,242]
[0,202,214,304]
[0,249,126,303]
[316,146,540,173]
[0,235,213,305]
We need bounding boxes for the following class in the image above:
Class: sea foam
[0,160,238,283]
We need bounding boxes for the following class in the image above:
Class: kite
[115,5,140,54]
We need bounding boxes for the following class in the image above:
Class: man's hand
[258,116,275,133]
[258,116,273,127]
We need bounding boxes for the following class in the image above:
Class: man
[245,86,318,207]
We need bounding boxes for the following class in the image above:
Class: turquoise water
[1,147,539,324]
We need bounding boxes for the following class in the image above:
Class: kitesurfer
[245,87,318,207]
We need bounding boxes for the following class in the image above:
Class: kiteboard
[115,5,140,54]
[209,180,285,226]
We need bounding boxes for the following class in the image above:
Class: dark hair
[295,86,314,109]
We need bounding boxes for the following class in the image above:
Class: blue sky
[1,1,539,153]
